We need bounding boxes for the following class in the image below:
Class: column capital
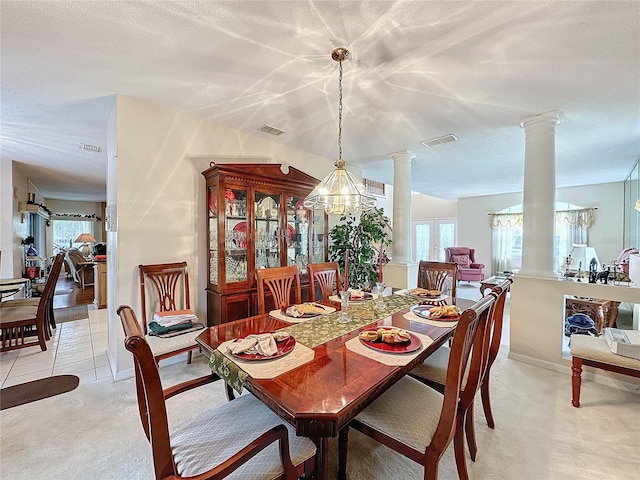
[520,111,562,130]
[390,150,416,164]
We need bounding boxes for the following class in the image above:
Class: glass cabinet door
[224,187,248,283]
[254,191,281,270]
[311,208,326,263]
[208,185,219,285]
[287,196,309,274]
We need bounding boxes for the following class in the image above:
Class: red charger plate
[410,305,460,322]
[359,327,422,354]
[229,334,296,361]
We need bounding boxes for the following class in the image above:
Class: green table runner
[209,294,419,393]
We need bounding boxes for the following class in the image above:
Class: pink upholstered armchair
[444,247,485,282]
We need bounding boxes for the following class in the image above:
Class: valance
[555,208,595,228]
[489,213,523,229]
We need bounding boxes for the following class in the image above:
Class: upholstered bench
[570,334,640,407]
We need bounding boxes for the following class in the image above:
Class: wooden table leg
[314,437,329,480]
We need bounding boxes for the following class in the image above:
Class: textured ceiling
[1,1,639,202]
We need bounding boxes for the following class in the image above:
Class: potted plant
[328,207,392,290]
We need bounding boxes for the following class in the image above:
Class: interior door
[413,219,457,262]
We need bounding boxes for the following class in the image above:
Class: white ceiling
[1,1,639,202]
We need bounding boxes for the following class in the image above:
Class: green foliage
[328,208,392,290]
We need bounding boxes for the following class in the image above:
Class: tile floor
[0,307,111,388]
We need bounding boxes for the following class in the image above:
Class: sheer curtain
[489,208,595,275]
[490,213,523,274]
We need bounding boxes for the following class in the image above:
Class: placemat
[345,331,434,366]
[209,340,315,394]
[403,311,459,328]
[269,305,336,323]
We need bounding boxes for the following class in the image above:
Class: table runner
[208,294,419,392]
[345,331,434,366]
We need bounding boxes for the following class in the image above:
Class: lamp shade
[75,233,97,243]
[569,244,600,272]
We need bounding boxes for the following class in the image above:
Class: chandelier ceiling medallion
[304,47,377,216]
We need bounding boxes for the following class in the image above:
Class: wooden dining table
[196,295,472,480]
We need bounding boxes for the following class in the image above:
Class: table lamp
[75,233,97,257]
[569,244,600,281]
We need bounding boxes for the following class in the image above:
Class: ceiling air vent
[79,143,101,153]
[421,134,458,148]
[258,125,285,136]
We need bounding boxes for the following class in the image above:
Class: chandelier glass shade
[304,47,377,216]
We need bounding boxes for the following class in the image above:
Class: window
[490,203,594,274]
[52,220,93,250]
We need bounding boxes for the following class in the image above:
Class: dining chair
[117,305,316,480]
[307,262,341,304]
[337,291,498,480]
[417,260,458,302]
[409,277,512,466]
[256,265,301,315]
[0,253,64,352]
[139,261,202,365]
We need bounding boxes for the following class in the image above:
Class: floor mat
[54,305,89,323]
[1,375,80,410]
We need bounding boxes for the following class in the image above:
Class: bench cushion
[570,334,640,371]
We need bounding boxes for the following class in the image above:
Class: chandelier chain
[338,58,343,160]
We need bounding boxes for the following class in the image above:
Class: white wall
[109,95,353,378]
[458,182,625,276]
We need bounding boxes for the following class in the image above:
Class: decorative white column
[384,150,418,288]
[519,111,561,278]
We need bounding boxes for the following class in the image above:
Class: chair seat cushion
[145,330,201,357]
[570,335,640,371]
[171,393,316,479]
[1,298,41,308]
[0,305,38,323]
[354,376,443,452]
[410,345,450,385]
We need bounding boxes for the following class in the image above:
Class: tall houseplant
[329,207,392,290]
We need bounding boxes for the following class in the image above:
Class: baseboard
[508,351,640,394]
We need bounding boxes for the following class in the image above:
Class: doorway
[413,218,457,262]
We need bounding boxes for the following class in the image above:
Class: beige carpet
[1,351,638,480]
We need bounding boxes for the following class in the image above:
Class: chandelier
[304,47,377,216]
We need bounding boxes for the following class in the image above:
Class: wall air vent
[79,143,101,153]
[258,125,285,136]
[421,134,458,148]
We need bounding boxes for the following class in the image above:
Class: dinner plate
[229,334,296,361]
[281,303,328,319]
[358,327,422,354]
[410,305,460,322]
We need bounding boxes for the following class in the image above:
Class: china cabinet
[202,163,327,324]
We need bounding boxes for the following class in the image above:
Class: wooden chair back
[429,292,497,457]
[117,305,184,479]
[417,260,458,300]
[139,262,191,335]
[1,253,63,352]
[256,266,301,315]
[307,262,341,303]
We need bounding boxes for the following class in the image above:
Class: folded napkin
[152,309,198,327]
[228,333,278,356]
[148,321,195,335]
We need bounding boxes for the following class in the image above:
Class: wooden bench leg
[571,356,583,408]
